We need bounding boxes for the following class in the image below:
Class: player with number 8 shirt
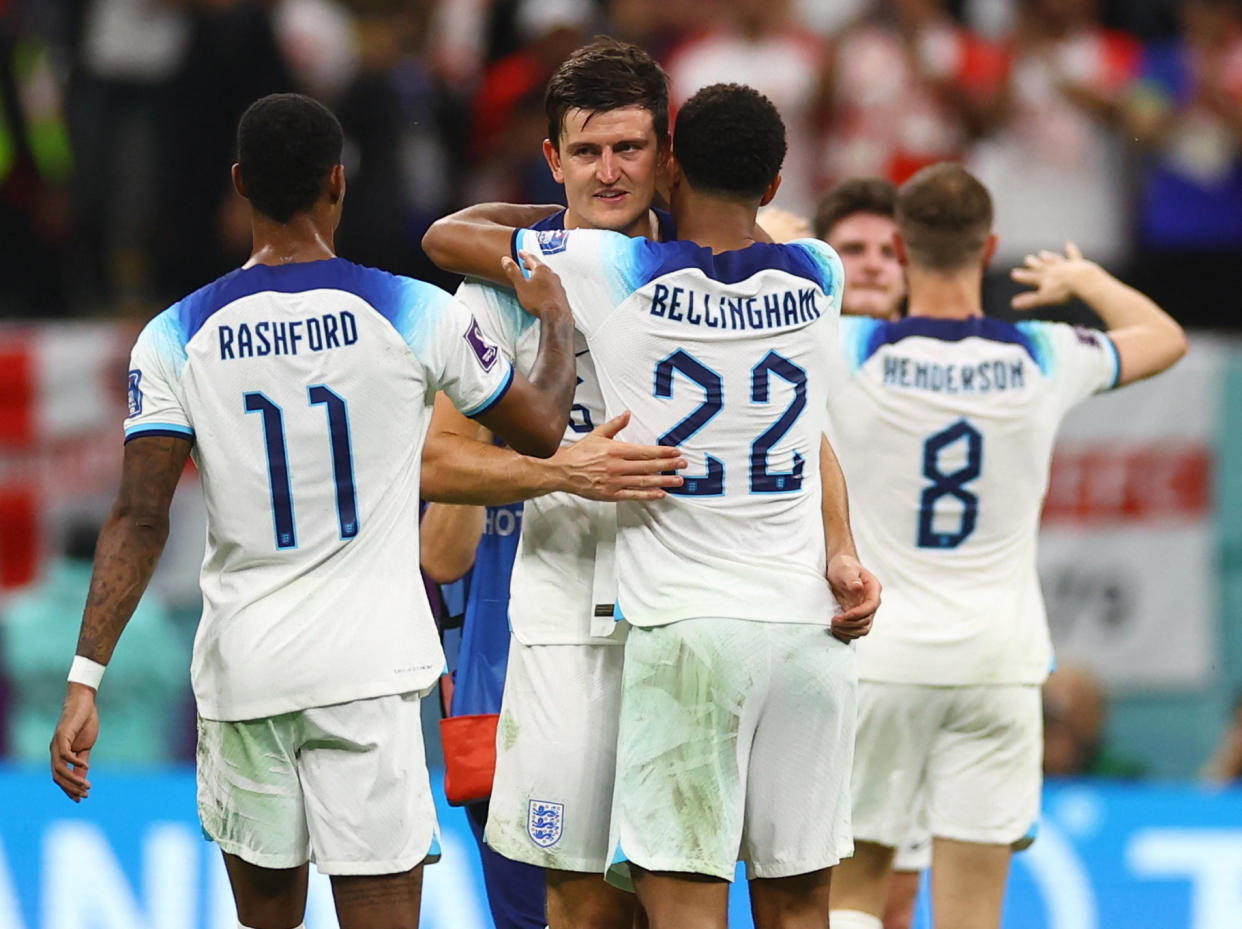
[824,163,1188,929]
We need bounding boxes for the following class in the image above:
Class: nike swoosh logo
[575,349,590,357]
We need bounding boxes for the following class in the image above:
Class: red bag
[439,713,500,806]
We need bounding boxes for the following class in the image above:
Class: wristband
[67,655,106,690]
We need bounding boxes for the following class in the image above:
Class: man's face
[544,105,664,236]
[826,212,906,320]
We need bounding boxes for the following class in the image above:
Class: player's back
[518,229,846,628]
[828,315,1120,685]
[125,258,513,719]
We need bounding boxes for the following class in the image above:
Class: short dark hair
[674,83,786,201]
[545,37,670,148]
[896,163,993,272]
[813,177,897,241]
[237,93,343,224]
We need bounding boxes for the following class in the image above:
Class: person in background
[969,0,1141,284]
[2,518,186,764]
[819,0,1007,187]
[1043,663,1146,778]
[1121,0,1242,329]
[1203,689,1242,784]
[825,163,1185,929]
[814,176,906,322]
[421,472,546,929]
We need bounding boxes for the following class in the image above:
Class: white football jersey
[460,210,677,646]
[825,315,1120,685]
[514,228,846,628]
[457,279,615,645]
[124,258,514,720]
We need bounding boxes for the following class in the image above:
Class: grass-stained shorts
[197,691,438,875]
[608,617,857,882]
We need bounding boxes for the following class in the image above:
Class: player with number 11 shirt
[50,93,577,929]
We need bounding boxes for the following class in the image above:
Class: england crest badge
[528,799,564,848]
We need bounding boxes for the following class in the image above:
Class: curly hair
[673,83,786,200]
[237,93,343,224]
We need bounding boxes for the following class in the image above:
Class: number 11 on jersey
[245,385,359,549]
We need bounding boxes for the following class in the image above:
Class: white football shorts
[851,682,1042,848]
[608,617,857,882]
[485,636,626,871]
[197,691,438,875]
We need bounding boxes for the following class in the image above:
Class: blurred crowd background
[1,0,1241,326]
[0,0,1241,786]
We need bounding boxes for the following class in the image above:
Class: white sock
[830,910,884,929]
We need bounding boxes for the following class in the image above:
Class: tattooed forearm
[74,435,192,664]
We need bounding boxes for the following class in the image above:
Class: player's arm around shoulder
[51,433,191,802]
[422,202,563,283]
[421,257,683,501]
[470,252,576,457]
[1011,243,1188,387]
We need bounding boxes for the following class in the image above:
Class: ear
[758,172,783,208]
[665,153,684,194]
[893,230,909,267]
[543,139,565,184]
[327,163,346,204]
[232,164,247,199]
[981,232,999,270]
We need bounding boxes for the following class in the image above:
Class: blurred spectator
[65,0,190,313]
[336,4,456,286]
[0,518,189,765]
[1201,689,1242,783]
[153,0,292,301]
[271,0,358,106]
[1043,664,1145,778]
[1121,0,1242,328]
[0,3,71,318]
[606,0,716,63]
[820,0,1007,187]
[969,0,1141,272]
[664,0,828,210]
[466,0,595,204]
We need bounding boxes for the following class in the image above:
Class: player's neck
[564,208,657,240]
[904,267,985,320]
[245,212,337,268]
[673,191,760,254]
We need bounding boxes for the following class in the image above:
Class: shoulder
[772,238,845,297]
[1014,319,1117,378]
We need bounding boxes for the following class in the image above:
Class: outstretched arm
[1011,243,1188,386]
[820,436,881,642]
[422,203,562,282]
[50,434,190,801]
[422,390,686,506]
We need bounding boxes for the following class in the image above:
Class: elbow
[1171,325,1190,364]
[420,222,451,270]
[110,501,171,546]
[511,431,561,460]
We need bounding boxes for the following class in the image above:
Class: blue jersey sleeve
[513,227,649,337]
[1016,320,1121,411]
[391,275,516,417]
[124,308,194,443]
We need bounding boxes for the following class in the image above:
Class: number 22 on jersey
[653,348,806,496]
[245,385,358,549]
